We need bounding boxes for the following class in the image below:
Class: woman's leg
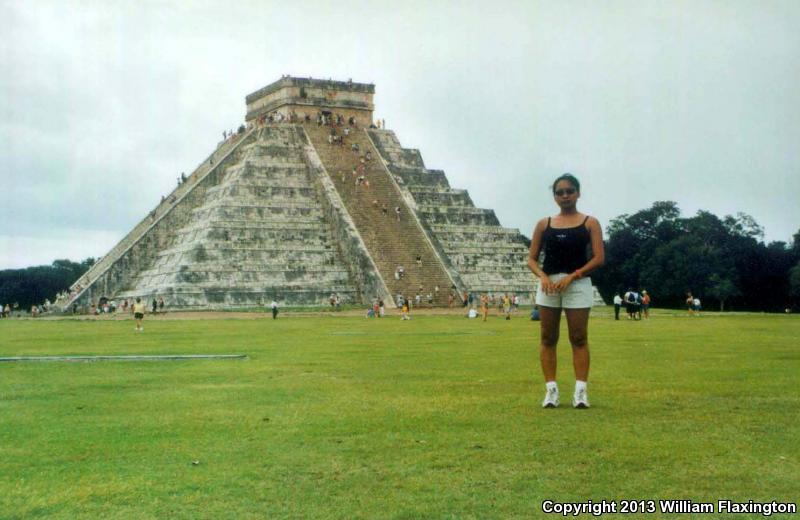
[564,308,590,381]
[539,306,561,382]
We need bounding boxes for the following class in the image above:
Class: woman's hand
[553,274,576,293]
[540,275,556,295]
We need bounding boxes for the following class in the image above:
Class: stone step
[149,250,340,266]
[178,219,328,230]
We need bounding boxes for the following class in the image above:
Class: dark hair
[552,173,580,194]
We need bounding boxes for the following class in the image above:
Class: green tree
[0,258,94,311]
[789,261,800,303]
[708,274,741,311]
[792,228,800,255]
[723,212,765,241]
[595,201,683,301]
[599,203,793,311]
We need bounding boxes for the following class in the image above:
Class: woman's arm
[578,216,605,277]
[527,218,556,294]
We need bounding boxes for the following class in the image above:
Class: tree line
[591,201,800,312]
[1,202,799,312]
[0,258,95,311]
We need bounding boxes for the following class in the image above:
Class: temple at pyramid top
[245,76,375,127]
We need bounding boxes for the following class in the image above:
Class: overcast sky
[1,0,798,269]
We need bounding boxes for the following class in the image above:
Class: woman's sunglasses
[554,188,577,196]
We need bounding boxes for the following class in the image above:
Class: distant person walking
[271,300,279,319]
[132,297,146,332]
[401,297,411,320]
[641,290,651,319]
[635,291,643,320]
[613,292,622,320]
[625,289,637,320]
[527,173,604,409]
[503,294,512,320]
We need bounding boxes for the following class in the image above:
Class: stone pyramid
[60,77,541,310]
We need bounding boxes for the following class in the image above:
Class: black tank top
[541,216,592,275]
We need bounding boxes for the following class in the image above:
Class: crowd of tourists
[460,292,521,321]
[612,289,652,320]
[56,284,85,303]
[611,289,702,319]
[83,297,166,316]
[1,299,60,318]
[3,296,170,318]
[248,108,386,132]
[1,302,20,318]
[685,292,702,315]
[364,297,386,318]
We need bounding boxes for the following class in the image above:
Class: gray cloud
[2,0,799,269]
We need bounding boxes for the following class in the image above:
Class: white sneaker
[542,387,559,408]
[573,388,590,408]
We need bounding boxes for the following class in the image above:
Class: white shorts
[535,274,594,309]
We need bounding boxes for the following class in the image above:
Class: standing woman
[528,174,605,408]
[132,297,146,332]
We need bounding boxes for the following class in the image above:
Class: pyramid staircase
[304,124,459,305]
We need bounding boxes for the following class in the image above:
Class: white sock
[575,380,587,393]
[546,381,558,392]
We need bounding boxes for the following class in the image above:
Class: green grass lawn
[1,309,798,519]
